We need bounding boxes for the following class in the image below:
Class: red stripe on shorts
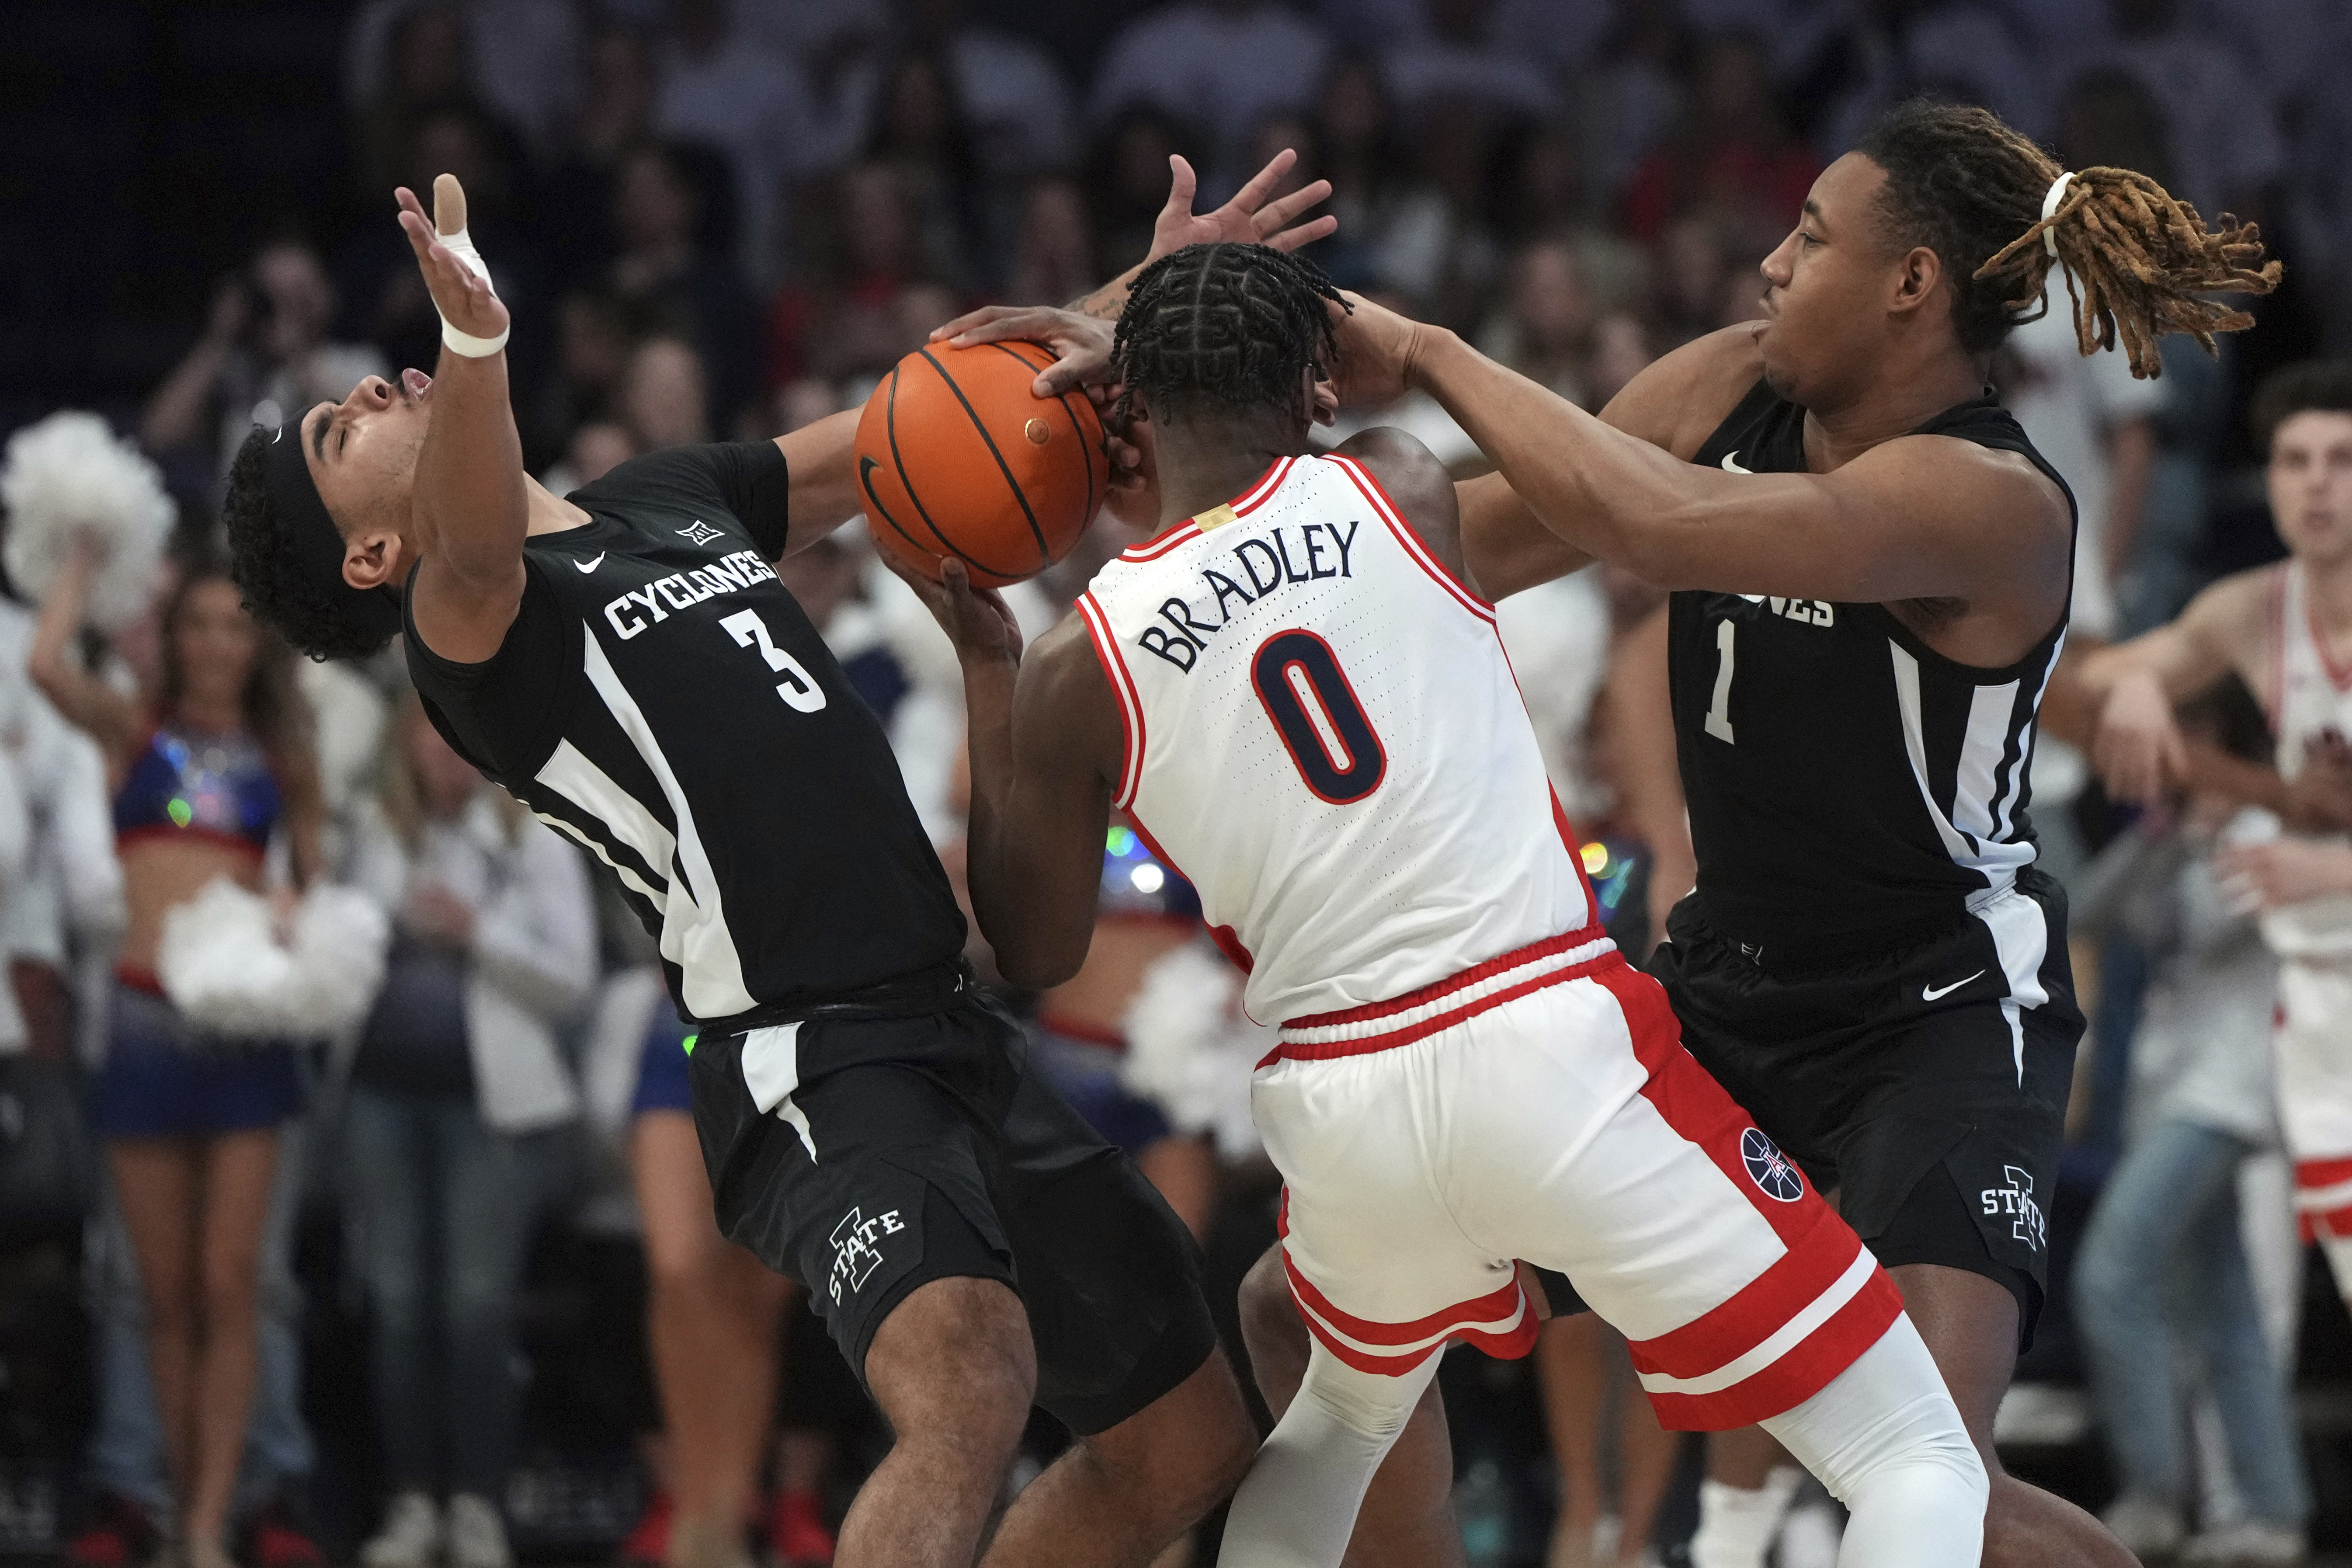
[1590,960,1905,1429]
[1283,1248,1539,1374]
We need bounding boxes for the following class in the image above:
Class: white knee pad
[1759,1316,1988,1568]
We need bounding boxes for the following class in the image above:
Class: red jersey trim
[1117,455,1295,562]
[2304,563,2352,692]
[2296,1156,2352,1191]
[1323,454,1495,622]
[117,824,268,860]
[1271,925,1614,1060]
[1076,592,1146,810]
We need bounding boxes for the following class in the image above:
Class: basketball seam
[916,346,1051,567]
[984,341,1099,531]
[884,362,1014,577]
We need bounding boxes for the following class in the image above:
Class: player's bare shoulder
[1601,324,1768,458]
[1332,426,1462,577]
[1017,610,1127,784]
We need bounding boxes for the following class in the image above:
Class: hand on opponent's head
[1324,289,1427,410]
[393,174,510,351]
[882,553,1025,670]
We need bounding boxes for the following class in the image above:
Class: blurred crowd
[2,0,2351,1565]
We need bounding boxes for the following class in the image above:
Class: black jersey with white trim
[1671,381,2076,963]
[404,442,966,1029]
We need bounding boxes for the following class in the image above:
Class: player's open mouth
[400,368,433,401]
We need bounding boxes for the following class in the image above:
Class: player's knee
[864,1275,1035,1461]
[1237,1246,1307,1370]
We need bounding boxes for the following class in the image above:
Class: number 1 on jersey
[1704,618,1736,743]
[720,609,827,713]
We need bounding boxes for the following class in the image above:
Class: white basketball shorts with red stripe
[1254,931,1907,1431]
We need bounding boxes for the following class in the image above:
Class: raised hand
[1325,289,1425,409]
[394,174,509,351]
[931,306,1116,397]
[1146,148,1337,264]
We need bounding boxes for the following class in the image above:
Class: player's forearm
[959,658,1079,987]
[1069,259,1145,322]
[1411,331,1736,588]
[1456,473,1593,600]
[414,350,528,583]
[776,410,861,555]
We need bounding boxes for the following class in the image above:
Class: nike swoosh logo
[1721,451,1753,474]
[574,553,605,573]
[1922,969,1987,1002]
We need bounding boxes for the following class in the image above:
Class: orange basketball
[854,339,1110,588]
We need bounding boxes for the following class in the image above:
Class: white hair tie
[2041,172,2077,258]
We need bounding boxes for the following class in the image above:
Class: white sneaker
[444,1495,512,1568]
[2101,1495,2185,1560]
[361,1492,442,1568]
[2181,1521,2308,1566]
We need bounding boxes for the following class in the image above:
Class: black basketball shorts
[1645,867,2084,1347]
[685,989,1218,1435]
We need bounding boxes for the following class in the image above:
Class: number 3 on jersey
[1703,618,1736,744]
[1251,630,1386,803]
[720,609,827,713]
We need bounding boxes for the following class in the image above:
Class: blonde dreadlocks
[1858,100,2279,379]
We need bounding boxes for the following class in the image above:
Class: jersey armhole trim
[1076,592,1145,810]
[1323,453,1496,623]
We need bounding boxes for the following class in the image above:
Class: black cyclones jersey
[406,442,966,1029]
[1672,381,2075,960]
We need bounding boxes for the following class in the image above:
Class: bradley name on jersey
[1133,518,1363,673]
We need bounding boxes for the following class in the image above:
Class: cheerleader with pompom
[14,417,329,1568]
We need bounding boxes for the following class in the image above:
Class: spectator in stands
[2070,682,2310,1566]
[860,51,999,294]
[343,0,581,160]
[1477,234,1643,409]
[1383,0,1559,125]
[536,26,660,293]
[2098,0,2286,225]
[1001,176,1097,308]
[1085,109,1200,284]
[1565,0,1689,211]
[842,0,1076,182]
[343,696,596,1568]
[652,0,843,278]
[618,336,711,454]
[29,549,323,1568]
[141,242,386,480]
[1308,52,1453,304]
[2000,70,2171,642]
[1793,0,2051,164]
[765,163,959,392]
[605,143,761,433]
[530,291,637,462]
[1620,32,1814,243]
[1090,0,1330,176]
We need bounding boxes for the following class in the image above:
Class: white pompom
[1,411,173,631]
[157,877,391,1040]
[1122,939,1273,1159]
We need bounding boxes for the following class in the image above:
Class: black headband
[263,420,405,650]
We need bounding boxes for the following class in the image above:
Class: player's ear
[1309,369,1338,428]
[344,523,408,592]
[1888,243,1943,320]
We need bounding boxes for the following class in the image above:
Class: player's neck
[2300,549,2352,636]
[1799,349,1984,471]
[1152,419,1305,530]
[522,473,593,535]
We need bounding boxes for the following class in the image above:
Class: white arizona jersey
[1076,453,1598,1025]
[2262,561,2352,1219]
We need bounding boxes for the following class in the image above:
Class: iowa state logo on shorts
[1741,1128,1804,1202]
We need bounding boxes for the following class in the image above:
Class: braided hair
[1112,242,1348,427]
[1858,100,2279,378]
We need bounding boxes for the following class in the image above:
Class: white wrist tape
[435,224,510,357]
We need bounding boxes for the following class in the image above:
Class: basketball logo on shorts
[1741,1128,1804,1202]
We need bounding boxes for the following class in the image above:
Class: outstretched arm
[1370,309,2067,604]
[772,409,862,558]
[2071,568,2268,804]
[890,560,1121,988]
[396,175,528,666]
[26,541,144,770]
